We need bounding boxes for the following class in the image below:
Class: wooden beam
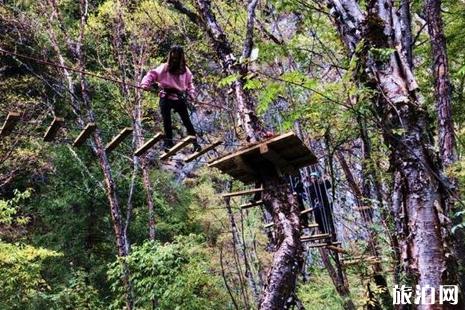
[240,200,264,209]
[221,187,263,198]
[73,123,96,147]
[0,112,21,137]
[300,207,314,215]
[160,136,196,160]
[301,233,331,241]
[106,127,133,153]
[134,132,163,156]
[185,140,222,162]
[43,117,65,142]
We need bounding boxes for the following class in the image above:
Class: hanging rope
[0,46,227,111]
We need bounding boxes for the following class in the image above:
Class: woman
[140,45,201,152]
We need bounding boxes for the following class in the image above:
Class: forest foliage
[1,0,465,309]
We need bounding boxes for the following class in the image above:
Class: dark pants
[160,97,196,144]
[314,203,335,234]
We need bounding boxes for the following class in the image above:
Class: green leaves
[218,73,240,87]
[108,236,228,309]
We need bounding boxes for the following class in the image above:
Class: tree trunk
[425,0,456,167]
[425,0,465,299]
[328,0,461,307]
[319,248,356,310]
[44,1,134,307]
[259,177,302,310]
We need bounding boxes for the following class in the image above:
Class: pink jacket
[140,63,195,100]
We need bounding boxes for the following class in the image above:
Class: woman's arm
[186,68,196,99]
[139,69,159,90]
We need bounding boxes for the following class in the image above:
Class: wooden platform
[208,132,317,184]
[106,127,132,153]
[0,112,21,137]
[160,136,196,161]
[185,141,222,163]
[43,117,64,142]
[135,133,163,156]
[73,123,96,147]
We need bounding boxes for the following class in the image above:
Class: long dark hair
[167,45,187,75]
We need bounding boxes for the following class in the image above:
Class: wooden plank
[43,117,65,142]
[73,123,96,147]
[106,127,133,153]
[160,136,195,160]
[134,132,164,156]
[185,141,222,163]
[221,187,263,198]
[240,200,264,209]
[301,233,331,241]
[0,112,21,137]
[300,208,314,215]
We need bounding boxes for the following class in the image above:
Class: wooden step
[300,208,315,215]
[221,187,263,198]
[160,136,196,160]
[306,241,341,248]
[185,140,222,162]
[301,233,331,241]
[240,200,264,209]
[134,132,163,156]
[43,117,64,142]
[264,222,319,229]
[106,127,132,153]
[302,223,319,229]
[264,222,274,229]
[0,112,21,137]
[354,206,373,211]
[342,258,382,267]
[73,123,96,147]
